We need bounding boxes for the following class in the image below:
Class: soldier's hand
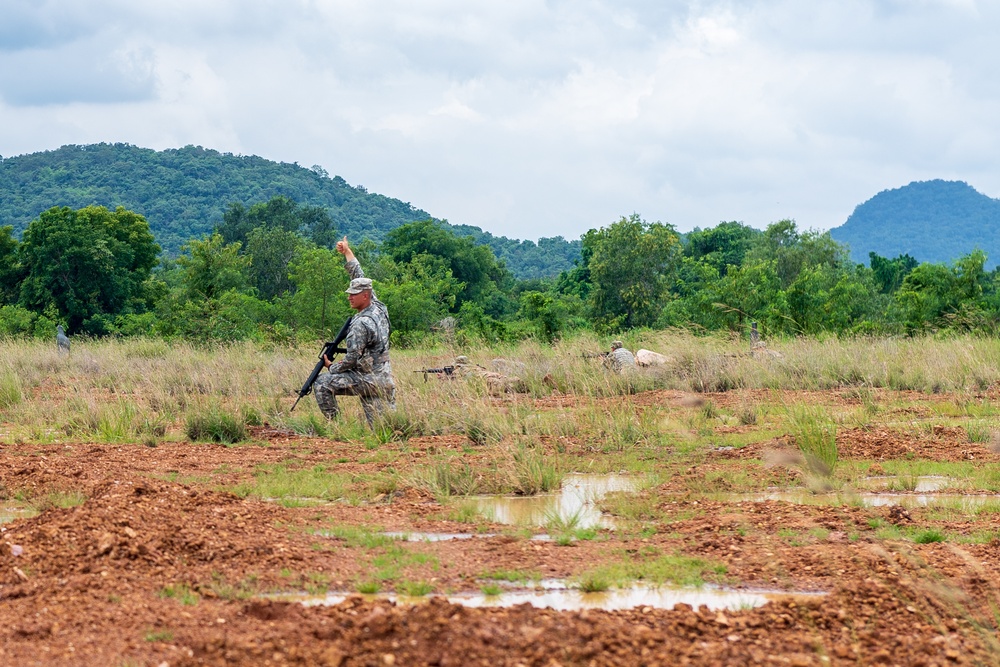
[322,354,332,368]
[336,236,349,255]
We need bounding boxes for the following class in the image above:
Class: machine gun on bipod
[413,366,455,382]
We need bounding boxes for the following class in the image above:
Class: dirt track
[3,388,1000,666]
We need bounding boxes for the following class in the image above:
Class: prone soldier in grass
[312,236,396,425]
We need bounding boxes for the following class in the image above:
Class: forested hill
[0,143,579,279]
[830,180,1000,269]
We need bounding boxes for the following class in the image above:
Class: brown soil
[3,389,1000,666]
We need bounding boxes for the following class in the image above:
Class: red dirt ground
[2,388,999,666]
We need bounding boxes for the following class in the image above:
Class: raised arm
[336,236,365,280]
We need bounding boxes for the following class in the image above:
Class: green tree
[176,233,249,300]
[18,206,160,332]
[583,214,681,330]
[684,221,761,277]
[0,225,22,304]
[786,264,880,334]
[217,195,337,250]
[382,219,512,312]
[895,250,990,333]
[745,220,842,289]
[286,244,353,335]
[869,252,918,294]
[245,226,302,300]
[517,291,584,342]
[714,258,789,333]
[895,263,958,333]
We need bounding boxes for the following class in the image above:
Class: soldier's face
[348,289,372,311]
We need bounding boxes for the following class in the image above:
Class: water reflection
[382,532,496,542]
[740,489,1000,509]
[0,503,34,525]
[471,473,639,529]
[287,580,824,612]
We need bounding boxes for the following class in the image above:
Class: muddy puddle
[857,476,951,492]
[280,580,825,612]
[382,531,571,542]
[469,473,640,529]
[0,503,34,525]
[732,476,1000,509]
[382,532,496,542]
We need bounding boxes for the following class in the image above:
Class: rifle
[290,316,353,411]
[413,366,455,382]
[582,351,608,359]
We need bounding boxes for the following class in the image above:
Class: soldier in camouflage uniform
[313,237,396,425]
[605,341,636,373]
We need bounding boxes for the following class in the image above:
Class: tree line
[0,143,581,279]
[1,197,997,345]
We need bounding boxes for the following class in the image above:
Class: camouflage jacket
[329,259,394,385]
[607,347,636,372]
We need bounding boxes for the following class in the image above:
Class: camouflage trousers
[313,370,396,425]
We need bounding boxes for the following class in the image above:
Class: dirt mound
[838,426,999,462]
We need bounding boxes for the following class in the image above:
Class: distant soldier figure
[56,325,71,354]
[312,237,396,425]
[605,341,636,373]
[749,321,783,359]
[453,356,527,395]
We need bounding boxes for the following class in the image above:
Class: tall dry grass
[3,332,1000,447]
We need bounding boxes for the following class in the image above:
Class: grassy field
[4,331,1000,504]
[5,332,1000,664]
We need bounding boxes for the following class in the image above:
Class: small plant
[185,405,247,443]
[409,461,482,498]
[398,580,434,596]
[508,439,563,495]
[786,404,838,477]
[305,572,330,594]
[209,573,259,600]
[39,490,87,509]
[463,417,504,447]
[240,405,264,427]
[286,413,330,437]
[888,474,919,492]
[144,629,174,643]
[371,407,421,442]
[738,405,758,426]
[480,583,503,596]
[158,583,199,606]
[446,500,485,523]
[324,525,395,549]
[357,581,380,594]
[480,569,539,583]
[554,533,575,547]
[577,572,612,593]
[914,529,946,544]
[965,422,990,444]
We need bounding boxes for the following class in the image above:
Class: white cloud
[1,0,999,241]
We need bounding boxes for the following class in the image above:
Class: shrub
[185,405,247,443]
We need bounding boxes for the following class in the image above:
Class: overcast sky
[1,0,996,242]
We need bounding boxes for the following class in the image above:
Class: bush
[0,305,37,337]
[185,405,248,443]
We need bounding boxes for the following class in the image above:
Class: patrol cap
[345,277,373,294]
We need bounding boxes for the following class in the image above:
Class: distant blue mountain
[830,180,1000,269]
